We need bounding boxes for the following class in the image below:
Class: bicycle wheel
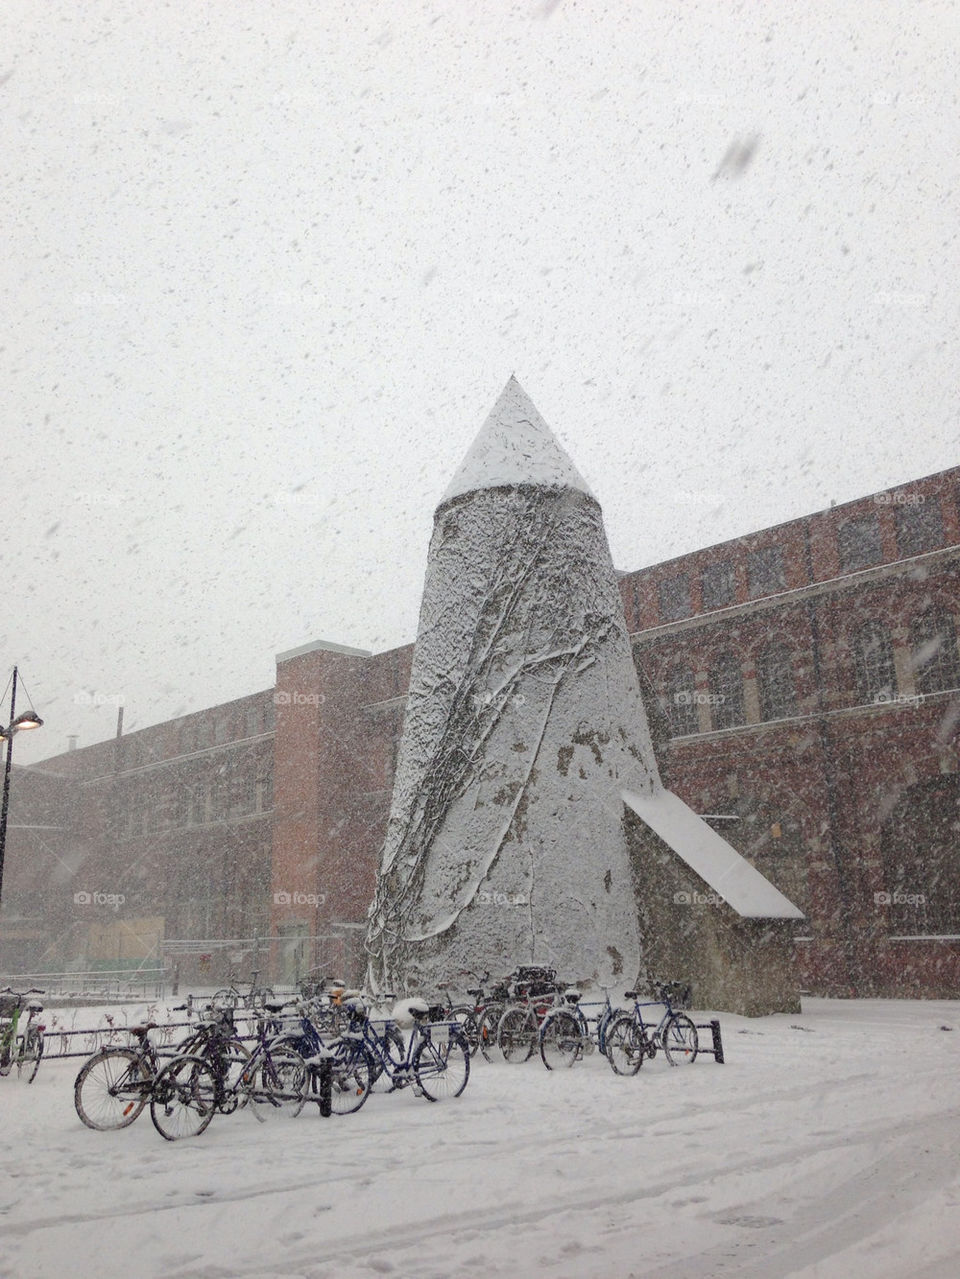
[477,1003,505,1063]
[75,1048,150,1130]
[197,1038,253,1114]
[23,1029,44,1083]
[413,1029,470,1101]
[662,1014,699,1065]
[539,1009,585,1070]
[497,1006,538,1064]
[150,1056,218,1140]
[447,1004,479,1054]
[326,1042,374,1115]
[250,1045,307,1121]
[605,1015,645,1076]
[370,1024,405,1092]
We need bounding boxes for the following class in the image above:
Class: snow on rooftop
[622,788,805,920]
[439,376,595,507]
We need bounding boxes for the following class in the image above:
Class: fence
[0,967,167,1001]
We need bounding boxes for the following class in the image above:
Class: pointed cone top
[439,376,595,508]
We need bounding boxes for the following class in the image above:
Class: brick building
[3,465,958,996]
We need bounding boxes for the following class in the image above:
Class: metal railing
[0,968,167,1000]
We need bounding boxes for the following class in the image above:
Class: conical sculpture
[366,377,659,991]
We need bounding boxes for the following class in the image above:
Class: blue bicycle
[536,985,621,1070]
[605,981,699,1074]
[270,998,373,1114]
[344,998,470,1101]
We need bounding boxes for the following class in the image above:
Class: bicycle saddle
[466,988,484,998]
[407,999,430,1019]
[129,1022,158,1035]
[624,990,639,999]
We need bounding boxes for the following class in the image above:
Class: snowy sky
[3,0,957,763]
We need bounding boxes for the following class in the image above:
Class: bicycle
[149,1002,307,1139]
[74,1004,251,1131]
[213,969,276,1015]
[472,971,531,1063]
[605,981,699,1074]
[495,968,567,1064]
[537,985,622,1070]
[269,997,373,1115]
[343,997,470,1102]
[0,988,45,1083]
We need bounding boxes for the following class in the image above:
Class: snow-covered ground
[0,997,958,1279]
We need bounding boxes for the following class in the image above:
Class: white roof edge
[276,638,371,663]
[622,787,805,920]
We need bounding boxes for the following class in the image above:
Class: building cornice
[630,542,960,644]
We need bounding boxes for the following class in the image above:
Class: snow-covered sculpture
[366,377,659,991]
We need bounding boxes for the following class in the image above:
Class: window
[214,715,231,745]
[895,498,944,558]
[244,705,262,738]
[664,667,699,736]
[747,546,786,599]
[910,610,960,695]
[756,643,797,720]
[169,785,186,827]
[854,621,896,704]
[186,783,204,826]
[708,652,745,729]
[658,574,692,622]
[838,516,883,572]
[209,768,227,817]
[256,768,274,812]
[701,560,736,609]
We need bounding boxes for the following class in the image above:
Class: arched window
[664,667,698,736]
[708,652,745,729]
[910,609,960,695]
[853,621,896,704]
[756,643,797,721]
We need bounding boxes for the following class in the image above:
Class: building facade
[3,465,958,996]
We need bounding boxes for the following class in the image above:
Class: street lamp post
[0,666,44,907]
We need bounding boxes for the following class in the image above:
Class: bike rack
[693,1019,725,1063]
